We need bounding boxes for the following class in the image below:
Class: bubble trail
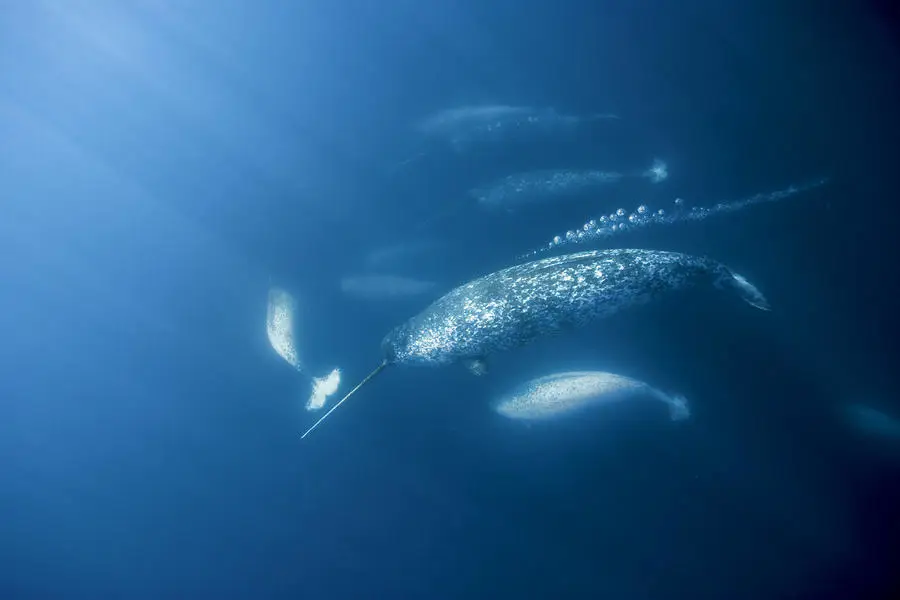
[522,177,829,258]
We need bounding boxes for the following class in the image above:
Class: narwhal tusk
[300,361,389,439]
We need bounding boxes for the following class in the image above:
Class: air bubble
[529,178,829,259]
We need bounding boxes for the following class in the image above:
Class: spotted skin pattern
[381,249,748,367]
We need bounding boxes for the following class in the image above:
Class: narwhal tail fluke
[725,271,771,311]
[667,393,691,421]
[641,158,668,183]
[648,387,691,421]
[300,361,389,439]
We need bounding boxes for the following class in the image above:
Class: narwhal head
[380,323,411,365]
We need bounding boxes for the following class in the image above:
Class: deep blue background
[2,1,899,598]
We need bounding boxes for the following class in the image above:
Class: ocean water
[1,1,899,598]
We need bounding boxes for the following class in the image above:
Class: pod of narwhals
[294,103,848,448]
[301,248,769,438]
[266,287,342,413]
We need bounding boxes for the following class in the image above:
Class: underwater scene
[2,1,899,598]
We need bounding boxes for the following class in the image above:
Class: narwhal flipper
[464,358,489,376]
[717,270,771,311]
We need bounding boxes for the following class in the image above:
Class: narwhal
[471,159,668,211]
[493,370,691,422]
[300,248,769,438]
[393,105,619,174]
[415,105,619,152]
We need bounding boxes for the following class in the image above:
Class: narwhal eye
[381,341,398,363]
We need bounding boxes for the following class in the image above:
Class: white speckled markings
[266,287,301,371]
[381,249,770,368]
[494,371,690,422]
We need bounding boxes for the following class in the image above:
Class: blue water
[2,1,899,598]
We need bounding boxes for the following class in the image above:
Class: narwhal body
[494,371,690,422]
[301,248,768,438]
[471,160,668,211]
[381,249,768,370]
[416,105,617,151]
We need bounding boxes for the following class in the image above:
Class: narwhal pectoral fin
[464,358,489,376]
[728,271,771,311]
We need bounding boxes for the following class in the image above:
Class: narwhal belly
[383,249,730,367]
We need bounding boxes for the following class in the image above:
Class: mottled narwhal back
[382,249,769,368]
